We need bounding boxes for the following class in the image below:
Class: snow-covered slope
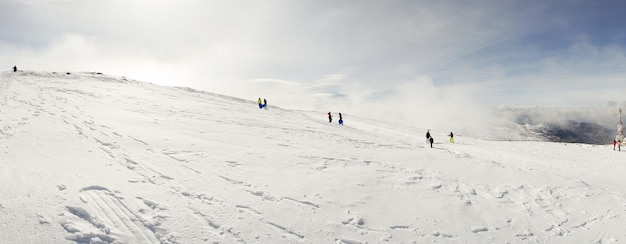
[1,71,625,243]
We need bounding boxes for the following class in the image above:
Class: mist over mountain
[532,121,614,144]
[494,106,620,145]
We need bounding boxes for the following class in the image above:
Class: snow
[1,71,625,243]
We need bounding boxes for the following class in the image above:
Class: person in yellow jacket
[258,97,263,109]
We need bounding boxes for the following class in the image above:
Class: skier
[614,139,617,151]
[263,98,267,110]
[12,65,17,72]
[328,112,332,123]
[338,113,343,126]
[449,131,454,143]
[429,136,434,148]
[426,130,431,143]
[258,97,263,109]
[619,140,622,151]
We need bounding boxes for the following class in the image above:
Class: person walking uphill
[258,97,263,109]
[12,65,17,72]
[338,113,343,125]
[426,130,431,143]
[263,99,267,110]
[429,136,434,148]
[328,112,332,123]
[449,131,454,143]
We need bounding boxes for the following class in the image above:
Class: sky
[1,0,626,131]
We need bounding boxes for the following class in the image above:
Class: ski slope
[1,71,625,243]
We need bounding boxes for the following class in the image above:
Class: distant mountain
[532,121,614,144]
[494,106,619,145]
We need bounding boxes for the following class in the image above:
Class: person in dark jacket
[449,131,454,143]
[263,98,267,109]
[338,113,343,125]
[426,130,431,143]
[328,112,332,123]
[429,136,434,148]
[12,66,17,72]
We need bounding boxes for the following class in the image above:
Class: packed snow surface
[1,71,625,243]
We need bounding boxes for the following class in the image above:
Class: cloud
[444,37,626,106]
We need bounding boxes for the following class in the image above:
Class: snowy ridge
[1,71,626,243]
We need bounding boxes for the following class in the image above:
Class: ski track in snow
[1,71,626,243]
[62,186,159,243]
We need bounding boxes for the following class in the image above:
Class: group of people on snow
[614,139,622,151]
[253,98,459,148]
[426,130,454,148]
[257,98,268,110]
[254,98,345,126]
[327,112,343,125]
